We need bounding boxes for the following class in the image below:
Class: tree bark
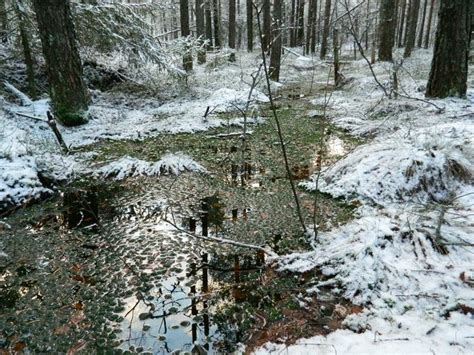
[228,0,236,49]
[310,0,318,53]
[397,0,407,47]
[246,0,253,51]
[297,0,305,45]
[426,0,471,98]
[320,0,331,59]
[0,0,7,43]
[262,0,271,52]
[212,0,221,48]
[423,0,435,48]
[290,0,296,46]
[205,0,213,49]
[32,0,90,126]
[378,0,396,61]
[417,0,428,47]
[270,0,282,81]
[403,0,420,57]
[15,0,36,98]
[196,0,206,62]
[180,0,193,71]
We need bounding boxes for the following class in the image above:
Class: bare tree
[205,0,213,49]
[262,0,271,52]
[32,0,90,126]
[270,0,282,81]
[417,0,428,47]
[423,0,435,48]
[229,0,236,50]
[397,0,407,47]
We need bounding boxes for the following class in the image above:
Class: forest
[0,0,472,353]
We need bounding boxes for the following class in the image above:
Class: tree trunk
[15,0,36,98]
[270,0,282,81]
[397,0,407,46]
[310,0,318,53]
[196,0,206,63]
[262,0,271,52]
[205,0,213,49]
[180,0,193,72]
[290,0,296,46]
[423,0,435,48]
[320,0,331,59]
[246,0,253,51]
[297,0,305,46]
[229,0,236,49]
[417,0,428,47]
[378,0,396,61]
[32,0,90,126]
[0,0,7,43]
[403,0,420,57]
[426,0,471,98]
[212,0,220,48]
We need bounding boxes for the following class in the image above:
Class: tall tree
[262,0,271,52]
[14,0,36,98]
[269,0,282,81]
[205,0,213,49]
[196,0,206,63]
[32,0,90,126]
[309,0,318,53]
[180,0,193,71]
[297,0,305,45]
[212,0,221,48]
[403,0,420,57]
[290,0,296,46]
[417,0,428,47]
[426,0,471,98]
[423,0,435,48]
[320,0,331,59]
[229,0,236,49]
[246,0,253,51]
[397,0,407,47]
[378,0,396,61]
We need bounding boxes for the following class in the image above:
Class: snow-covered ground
[0,50,269,211]
[256,50,474,353]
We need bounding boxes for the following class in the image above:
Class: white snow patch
[96,153,207,180]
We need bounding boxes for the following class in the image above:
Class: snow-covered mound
[96,153,206,180]
[302,121,473,205]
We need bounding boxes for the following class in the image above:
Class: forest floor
[1,45,473,354]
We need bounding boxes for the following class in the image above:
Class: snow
[255,49,474,353]
[96,153,206,180]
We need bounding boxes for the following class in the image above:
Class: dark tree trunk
[246,0,253,51]
[196,0,207,63]
[0,0,7,43]
[403,0,420,57]
[32,0,90,126]
[212,0,220,48]
[310,0,318,53]
[229,0,236,49]
[426,0,471,98]
[270,0,282,81]
[378,0,396,61]
[397,0,407,46]
[15,0,36,98]
[262,0,271,52]
[205,0,213,49]
[417,0,428,47]
[297,0,305,45]
[423,0,435,48]
[290,0,296,46]
[180,0,193,71]
[320,0,331,59]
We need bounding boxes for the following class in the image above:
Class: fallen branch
[47,111,70,154]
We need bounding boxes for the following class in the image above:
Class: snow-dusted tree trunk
[423,0,435,48]
[417,0,428,47]
[262,0,271,52]
[425,0,471,98]
[205,0,213,49]
[196,0,206,63]
[212,0,221,48]
[32,0,90,126]
[397,0,407,47]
